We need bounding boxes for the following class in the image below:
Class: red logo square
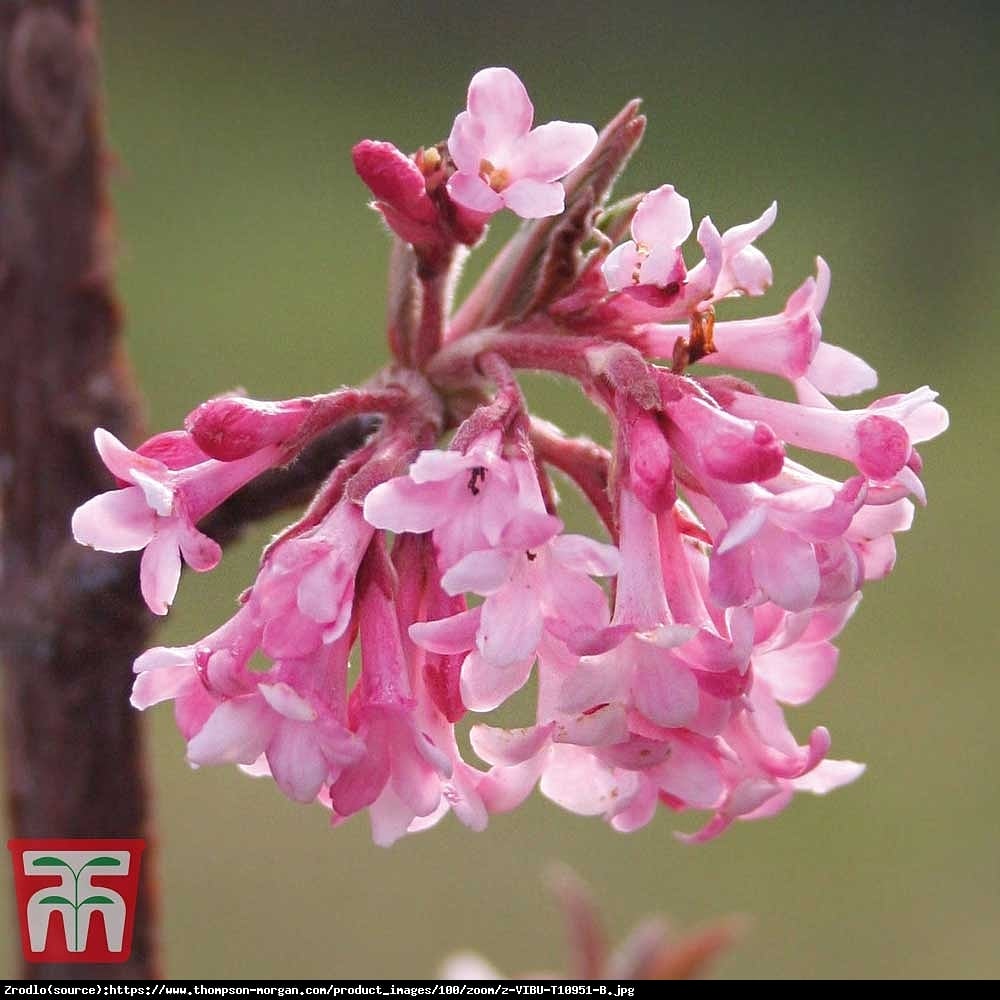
[7,839,145,963]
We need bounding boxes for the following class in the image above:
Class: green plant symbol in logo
[32,855,120,951]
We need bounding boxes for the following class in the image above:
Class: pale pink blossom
[446,67,597,219]
[72,429,279,614]
[640,258,867,387]
[602,185,692,292]
[400,456,616,709]
[363,433,543,570]
[131,609,362,802]
[326,557,453,845]
[719,383,948,485]
[679,675,864,844]
[684,202,778,305]
[249,497,374,656]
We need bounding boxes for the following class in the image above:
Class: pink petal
[602,241,643,292]
[543,572,612,643]
[446,111,485,175]
[610,784,658,832]
[716,507,767,555]
[550,535,620,576]
[72,488,154,552]
[599,737,674,770]
[186,697,275,766]
[470,723,553,766]
[806,342,878,396]
[507,121,598,182]
[478,754,546,813]
[178,524,222,572]
[438,765,489,832]
[329,728,390,815]
[657,742,725,808]
[793,758,865,793]
[297,557,355,637]
[540,745,637,817]
[902,399,949,444]
[754,642,838,705]
[709,544,756,608]
[633,655,699,728]
[140,531,183,615]
[478,583,544,667]
[460,650,534,713]
[258,682,316,722]
[409,606,482,654]
[94,427,164,483]
[751,528,820,612]
[466,67,533,151]
[447,172,505,215]
[363,477,447,533]
[441,548,512,596]
[723,201,777,254]
[390,739,444,818]
[266,723,330,803]
[409,448,477,483]
[555,704,630,746]
[368,784,417,848]
[721,245,772,297]
[497,510,562,549]
[639,241,686,289]
[632,185,693,249]
[133,644,194,675]
[131,664,193,710]
[130,468,174,516]
[556,655,621,714]
[501,179,565,219]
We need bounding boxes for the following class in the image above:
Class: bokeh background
[2,0,998,979]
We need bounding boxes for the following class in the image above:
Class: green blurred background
[3,0,999,979]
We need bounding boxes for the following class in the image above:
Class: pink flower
[72,429,279,614]
[326,558,453,845]
[717,382,948,486]
[680,673,864,844]
[249,497,375,657]
[446,67,597,219]
[685,202,778,304]
[389,452,616,712]
[363,433,544,570]
[131,609,362,803]
[602,185,692,292]
[412,528,619,713]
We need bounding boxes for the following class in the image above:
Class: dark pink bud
[626,409,676,513]
[352,140,441,248]
[854,415,910,480]
[186,395,312,461]
[699,420,785,484]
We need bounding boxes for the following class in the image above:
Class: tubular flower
[73,67,946,844]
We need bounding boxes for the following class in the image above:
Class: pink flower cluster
[73,67,946,845]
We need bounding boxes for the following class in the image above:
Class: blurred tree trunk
[0,0,158,979]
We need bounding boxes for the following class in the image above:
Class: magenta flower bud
[186,394,313,460]
[353,139,442,249]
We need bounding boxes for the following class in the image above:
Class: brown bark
[0,0,157,979]
[0,1,373,978]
